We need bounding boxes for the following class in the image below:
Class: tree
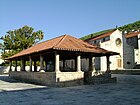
[0,43,2,49]
[118,20,140,33]
[1,25,44,59]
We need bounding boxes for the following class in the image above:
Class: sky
[0,0,140,43]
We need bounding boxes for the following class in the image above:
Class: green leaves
[1,25,44,59]
[80,29,115,40]
[118,20,140,33]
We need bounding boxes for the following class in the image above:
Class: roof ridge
[53,34,68,48]
[92,29,116,38]
[84,29,116,41]
[34,34,68,45]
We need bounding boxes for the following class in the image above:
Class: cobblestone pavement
[0,74,140,105]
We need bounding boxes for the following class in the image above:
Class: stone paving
[0,74,140,105]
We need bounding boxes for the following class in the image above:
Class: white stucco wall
[138,34,140,49]
[100,30,123,71]
[135,34,140,65]
[100,29,135,70]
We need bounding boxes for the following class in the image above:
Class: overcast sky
[0,0,140,42]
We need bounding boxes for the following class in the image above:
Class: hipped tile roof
[85,30,115,42]
[6,35,119,60]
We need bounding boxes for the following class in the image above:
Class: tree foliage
[80,29,115,40]
[118,20,140,33]
[1,25,44,59]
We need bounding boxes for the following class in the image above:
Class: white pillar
[77,55,81,72]
[55,53,60,72]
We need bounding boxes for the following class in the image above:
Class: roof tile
[85,30,115,42]
[125,31,140,38]
[6,34,118,60]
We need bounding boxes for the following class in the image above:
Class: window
[127,62,130,65]
[102,38,105,42]
[101,36,110,43]
[115,38,122,46]
[117,59,122,68]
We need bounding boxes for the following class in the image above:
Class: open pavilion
[6,35,119,86]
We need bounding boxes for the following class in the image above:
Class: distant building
[84,29,140,71]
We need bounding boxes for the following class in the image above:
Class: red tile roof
[6,35,119,60]
[125,31,140,38]
[85,30,140,42]
[85,30,115,42]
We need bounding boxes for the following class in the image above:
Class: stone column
[55,53,60,72]
[9,61,12,71]
[77,55,81,72]
[75,58,77,70]
[34,60,37,72]
[40,54,44,71]
[21,59,25,71]
[15,60,17,71]
[89,56,95,71]
[63,59,65,71]
[45,60,48,72]
[29,56,32,72]
[106,55,110,72]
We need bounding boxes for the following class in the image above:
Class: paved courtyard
[0,74,140,105]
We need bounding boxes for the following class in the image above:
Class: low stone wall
[9,71,56,86]
[84,71,117,85]
[0,66,10,73]
[9,71,116,87]
[9,71,84,87]
[56,72,84,87]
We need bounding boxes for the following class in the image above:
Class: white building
[84,29,140,71]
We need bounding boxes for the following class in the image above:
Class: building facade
[85,29,140,71]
